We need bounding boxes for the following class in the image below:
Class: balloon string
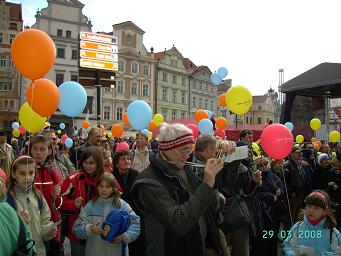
[73,117,82,204]
[281,166,293,227]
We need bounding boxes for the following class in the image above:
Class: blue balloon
[64,138,73,149]
[127,100,152,130]
[12,122,19,130]
[211,73,222,85]
[284,122,294,131]
[58,81,87,117]
[217,67,228,78]
[205,110,212,119]
[198,119,213,135]
[59,123,65,130]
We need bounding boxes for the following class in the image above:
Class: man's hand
[203,158,224,188]
[252,170,262,185]
[219,141,236,155]
[276,189,281,197]
[47,227,57,238]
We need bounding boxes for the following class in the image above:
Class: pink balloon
[214,129,226,139]
[61,134,68,143]
[116,142,130,152]
[187,124,199,139]
[261,124,293,159]
[18,125,26,134]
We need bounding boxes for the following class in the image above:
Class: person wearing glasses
[132,123,225,256]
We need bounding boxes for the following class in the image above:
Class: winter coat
[284,215,341,255]
[73,198,140,256]
[8,185,55,256]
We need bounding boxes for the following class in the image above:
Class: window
[118,61,124,72]
[181,111,186,118]
[143,84,149,96]
[193,80,196,89]
[182,77,186,86]
[104,106,111,120]
[204,99,208,109]
[199,82,203,90]
[117,81,123,93]
[221,110,227,118]
[0,79,12,91]
[171,111,176,120]
[211,86,213,93]
[116,107,123,121]
[57,48,65,58]
[193,97,197,107]
[72,50,78,59]
[161,109,167,119]
[131,63,138,74]
[131,82,137,95]
[171,59,178,67]
[210,100,214,110]
[181,91,186,104]
[66,30,71,38]
[9,23,17,30]
[0,33,2,43]
[162,88,167,101]
[143,65,149,76]
[162,72,167,81]
[246,116,249,123]
[8,59,13,68]
[83,96,93,114]
[258,106,262,111]
[205,84,208,92]
[257,117,262,124]
[250,117,253,124]
[9,34,15,44]
[57,29,62,37]
[199,98,203,108]
[0,56,6,67]
[71,75,78,82]
[4,100,8,110]
[172,90,177,103]
[172,75,177,84]
[56,74,64,86]
[104,87,111,92]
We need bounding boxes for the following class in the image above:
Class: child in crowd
[29,133,62,255]
[102,148,123,193]
[284,190,341,255]
[7,156,57,255]
[73,172,140,256]
[60,146,104,256]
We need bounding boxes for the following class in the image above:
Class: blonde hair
[159,123,192,142]
[255,156,269,166]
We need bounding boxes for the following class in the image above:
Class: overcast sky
[9,0,341,96]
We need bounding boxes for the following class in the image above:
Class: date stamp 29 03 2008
[262,230,322,239]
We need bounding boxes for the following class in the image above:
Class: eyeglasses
[177,148,193,155]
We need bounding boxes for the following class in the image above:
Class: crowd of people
[1,124,341,256]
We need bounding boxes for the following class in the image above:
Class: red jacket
[35,165,62,242]
[60,170,99,242]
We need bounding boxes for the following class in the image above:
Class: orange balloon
[316,141,322,147]
[26,78,60,117]
[10,29,56,80]
[149,121,157,131]
[82,120,90,129]
[219,93,226,107]
[311,137,317,142]
[111,124,124,138]
[122,112,130,126]
[194,109,209,123]
[215,117,228,129]
[313,143,320,150]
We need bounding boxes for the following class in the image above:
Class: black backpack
[13,214,36,256]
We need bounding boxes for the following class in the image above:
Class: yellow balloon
[296,135,304,144]
[12,129,20,138]
[251,143,260,156]
[332,152,336,157]
[329,131,340,142]
[225,85,252,115]
[57,129,61,134]
[19,103,46,133]
[153,114,164,126]
[148,131,153,141]
[107,132,112,138]
[310,118,321,131]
